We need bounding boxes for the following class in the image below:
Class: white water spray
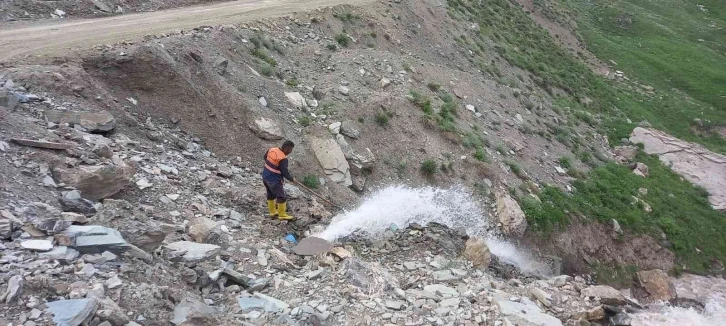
[316,185,548,275]
[631,300,726,326]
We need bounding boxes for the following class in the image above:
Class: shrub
[299,116,311,127]
[333,11,359,23]
[421,159,438,177]
[427,83,441,92]
[327,43,338,51]
[409,90,433,115]
[251,48,277,66]
[506,160,527,179]
[259,64,274,77]
[375,111,389,126]
[286,78,299,87]
[302,175,320,189]
[474,147,489,162]
[335,34,351,47]
[559,156,572,169]
[402,62,412,72]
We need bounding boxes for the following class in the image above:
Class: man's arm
[279,158,294,182]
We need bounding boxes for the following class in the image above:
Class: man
[262,140,296,220]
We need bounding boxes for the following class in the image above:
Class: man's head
[281,140,295,155]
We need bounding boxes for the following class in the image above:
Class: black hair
[281,140,295,149]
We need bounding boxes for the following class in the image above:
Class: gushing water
[631,300,726,326]
[316,185,547,275]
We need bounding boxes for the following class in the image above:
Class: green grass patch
[523,152,726,274]
[335,34,351,47]
[375,111,389,127]
[302,175,321,189]
[421,159,438,177]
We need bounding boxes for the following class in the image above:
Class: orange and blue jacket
[262,147,293,183]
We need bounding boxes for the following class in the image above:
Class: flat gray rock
[46,298,98,326]
[39,246,79,262]
[64,225,129,253]
[492,294,562,326]
[237,293,289,312]
[165,241,220,262]
[292,236,333,256]
[20,239,54,251]
[171,297,217,325]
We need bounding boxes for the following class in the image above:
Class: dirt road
[0,0,373,62]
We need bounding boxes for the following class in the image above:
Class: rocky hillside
[1,0,725,325]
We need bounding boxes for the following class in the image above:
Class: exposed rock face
[495,191,527,236]
[310,137,352,186]
[249,116,284,140]
[44,110,116,133]
[630,127,726,210]
[52,162,135,201]
[635,269,676,303]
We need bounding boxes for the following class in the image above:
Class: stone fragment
[380,77,391,88]
[237,293,289,312]
[310,137,352,186]
[496,191,527,236]
[39,246,79,262]
[340,120,361,139]
[59,197,97,216]
[635,269,676,303]
[44,110,116,133]
[170,297,218,325]
[187,217,221,244]
[21,239,54,251]
[581,285,627,305]
[3,275,23,304]
[492,294,562,326]
[463,237,491,269]
[10,138,72,150]
[52,162,135,201]
[165,241,220,262]
[63,225,129,253]
[45,298,98,326]
[249,117,284,140]
[284,92,307,108]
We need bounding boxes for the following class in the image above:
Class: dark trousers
[264,180,286,202]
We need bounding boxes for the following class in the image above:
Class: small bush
[251,48,277,67]
[403,62,412,72]
[427,83,441,92]
[559,156,572,169]
[286,78,299,87]
[421,159,438,177]
[334,11,359,23]
[335,34,351,47]
[375,111,389,126]
[474,147,489,162]
[358,117,365,124]
[299,116,311,127]
[409,90,433,115]
[327,43,338,51]
[507,160,527,179]
[302,175,320,189]
[259,64,274,77]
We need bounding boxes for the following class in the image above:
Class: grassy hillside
[447,0,726,274]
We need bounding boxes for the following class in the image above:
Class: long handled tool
[293,180,346,211]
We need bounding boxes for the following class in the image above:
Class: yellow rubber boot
[277,202,294,220]
[266,200,278,218]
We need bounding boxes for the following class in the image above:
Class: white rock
[258,97,268,107]
[284,92,307,108]
[21,240,54,251]
[338,86,350,96]
[466,105,476,112]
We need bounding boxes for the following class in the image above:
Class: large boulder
[495,191,527,236]
[248,117,284,140]
[44,110,116,133]
[310,137,352,186]
[581,285,627,305]
[463,237,491,269]
[613,145,638,163]
[52,162,135,201]
[187,217,222,244]
[635,269,676,303]
[349,148,376,175]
